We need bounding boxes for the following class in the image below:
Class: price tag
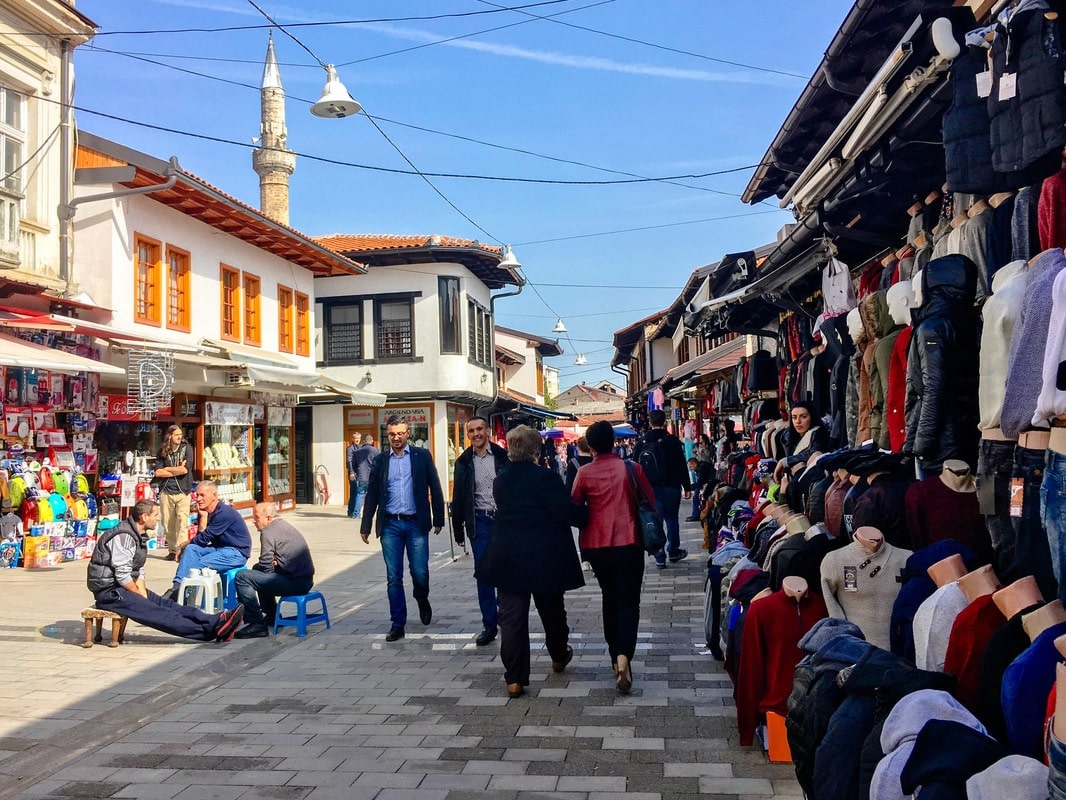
[1009,476,1025,518]
[843,565,858,592]
[999,72,1018,101]
[976,70,993,98]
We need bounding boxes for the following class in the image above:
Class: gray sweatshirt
[256,517,315,578]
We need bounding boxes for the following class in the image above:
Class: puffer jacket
[787,629,873,799]
[944,44,1009,194]
[903,254,980,472]
[988,0,1066,178]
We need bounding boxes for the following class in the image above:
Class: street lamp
[311,65,361,118]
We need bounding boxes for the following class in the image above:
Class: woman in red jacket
[571,420,656,694]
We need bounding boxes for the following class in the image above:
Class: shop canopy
[0,331,125,375]
[613,424,637,438]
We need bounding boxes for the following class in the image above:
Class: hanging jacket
[886,326,913,451]
[821,315,855,449]
[864,291,896,448]
[812,647,915,800]
[944,44,1012,195]
[787,630,873,799]
[988,0,1066,179]
[903,254,980,472]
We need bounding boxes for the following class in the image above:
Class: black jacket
[474,461,585,594]
[449,443,509,545]
[361,446,445,537]
[632,428,691,491]
[904,255,980,472]
[87,519,148,594]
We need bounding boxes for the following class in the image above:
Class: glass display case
[265,407,293,509]
[203,423,254,506]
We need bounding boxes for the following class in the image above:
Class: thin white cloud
[146,1,800,87]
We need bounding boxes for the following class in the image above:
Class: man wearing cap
[88,499,244,642]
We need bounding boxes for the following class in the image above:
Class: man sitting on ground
[88,499,244,642]
[233,502,316,639]
[165,480,251,601]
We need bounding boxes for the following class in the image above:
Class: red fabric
[904,476,991,563]
[858,261,885,298]
[823,479,850,538]
[943,593,1006,714]
[885,326,913,452]
[570,454,652,550]
[736,589,828,746]
[1038,167,1066,251]
[1046,683,1056,765]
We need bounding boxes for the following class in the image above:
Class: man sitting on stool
[89,499,244,642]
[233,502,316,638]
[165,480,251,601]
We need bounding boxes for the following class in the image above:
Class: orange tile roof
[315,234,502,255]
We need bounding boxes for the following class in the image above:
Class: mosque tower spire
[252,32,296,225]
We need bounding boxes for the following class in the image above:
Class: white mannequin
[886,281,917,327]
[846,307,864,342]
[911,269,925,308]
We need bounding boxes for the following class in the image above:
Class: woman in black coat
[475,425,585,698]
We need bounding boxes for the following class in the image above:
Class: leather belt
[475,509,496,518]
[386,513,417,521]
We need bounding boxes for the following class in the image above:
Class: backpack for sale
[38,466,54,492]
[73,473,90,495]
[68,495,88,520]
[636,435,668,486]
[47,492,67,520]
[8,474,26,509]
[52,470,70,496]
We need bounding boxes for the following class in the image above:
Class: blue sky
[73,0,851,388]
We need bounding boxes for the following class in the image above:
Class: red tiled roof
[315,234,501,255]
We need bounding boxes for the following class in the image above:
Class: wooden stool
[81,608,128,648]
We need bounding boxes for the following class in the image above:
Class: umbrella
[612,424,637,438]
[541,428,578,442]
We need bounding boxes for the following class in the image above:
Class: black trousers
[584,545,645,667]
[497,589,570,687]
[95,586,220,641]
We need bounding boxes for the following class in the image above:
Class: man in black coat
[450,415,509,646]
[632,409,692,566]
[360,416,445,642]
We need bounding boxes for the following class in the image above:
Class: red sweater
[885,326,912,452]
[942,593,1005,714]
[903,476,991,563]
[736,588,828,746]
[1039,167,1066,251]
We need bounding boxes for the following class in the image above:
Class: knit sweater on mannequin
[820,540,912,649]
[943,594,1007,714]
[913,582,968,672]
[978,260,1028,430]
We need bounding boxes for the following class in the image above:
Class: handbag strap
[623,460,645,507]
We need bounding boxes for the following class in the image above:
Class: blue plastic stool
[274,592,331,637]
[221,567,245,611]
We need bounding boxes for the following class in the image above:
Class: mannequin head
[993,575,1043,619]
[941,459,976,492]
[927,554,967,587]
[854,526,884,552]
[846,307,864,342]
[782,575,809,600]
[912,269,925,307]
[1022,599,1066,642]
[886,281,916,327]
[958,565,1000,603]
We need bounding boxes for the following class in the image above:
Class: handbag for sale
[624,461,665,555]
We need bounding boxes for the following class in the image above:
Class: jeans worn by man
[977,438,1018,583]
[234,503,316,638]
[632,410,692,567]
[348,435,380,519]
[166,480,252,601]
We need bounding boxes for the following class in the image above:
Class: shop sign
[346,408,374,426]
[205,401,254,426]
[252,392,296,407]
[381,406,429,425]
[267,407,292,426]
[101,394,173,421]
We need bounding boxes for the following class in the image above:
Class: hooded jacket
[900,718,1010,800]
[870,690,990,800]
[787,629,873,799]
[965,755,1049,800]
[865,291,899,449]
[903,255,980,471]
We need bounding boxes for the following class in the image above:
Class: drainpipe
[478,276,524,417]
[58,39,73,287]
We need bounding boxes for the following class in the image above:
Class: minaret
[252,33,296,226]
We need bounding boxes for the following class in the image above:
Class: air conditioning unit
[226,371,253,387]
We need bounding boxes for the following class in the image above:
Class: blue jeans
[470,513,499,631]
[652,485,682,563]
[1051,730,1066,800]
[380,517,429,628]
[1042,451,1066,603]
[234,568,314,626]
[173,544,247,585]
[95,586,219,640]
[977,438,1018,583]
[1015,445,1057,601]
[349,480,369,518]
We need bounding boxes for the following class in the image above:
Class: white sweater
[912,582,968,672]
[978,261,1027,430]
[1032,267,1066,426]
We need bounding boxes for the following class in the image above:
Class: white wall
[650,337,676,381]
[311,404,344,505]
[495,328,543,402]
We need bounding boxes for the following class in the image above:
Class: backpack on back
[637,436,668,485]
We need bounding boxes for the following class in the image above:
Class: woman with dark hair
[476,426,584,699]
[570,420,656,694]
[787,402,830,458]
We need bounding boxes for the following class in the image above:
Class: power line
[90,1,582,36]
[245,1,325,68]
[514,209,781,245]
[474,0,806,79]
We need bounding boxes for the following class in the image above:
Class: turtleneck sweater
[820,539,913,649]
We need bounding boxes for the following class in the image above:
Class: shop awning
[0,331,125,375]
[199,337,302,368]
[517,402,576,421]
[0,308,201,351]
[242,365,387,407]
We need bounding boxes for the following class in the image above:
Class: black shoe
[233,623,269,639]
[669,549,689,563]
[418,600,432,625]
[684,516,699,522]
[163,552,177,562]
[385,626,405,642]
[475,627,497,646]
[215,605,245,642]
[552,644,574,673]
[162,586,181,603]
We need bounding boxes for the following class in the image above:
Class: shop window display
[203,424,254,505]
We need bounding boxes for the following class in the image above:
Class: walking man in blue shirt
[361,416,445,642]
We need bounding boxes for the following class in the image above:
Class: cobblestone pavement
[0,506,802,799]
